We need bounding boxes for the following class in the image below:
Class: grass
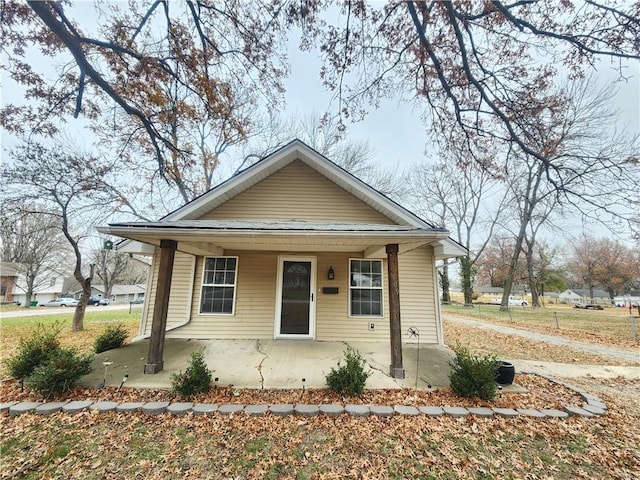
[443,303,639,348]
[0,310,140,375]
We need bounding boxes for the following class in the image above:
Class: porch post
[386,243,405,379]
[144,239,177,374]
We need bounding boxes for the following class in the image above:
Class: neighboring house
[559,288,610,305]
[0,262,20,303]
[11,273,67,306]
[76,284,146,303]
[613,290,640,307]
[99,140,466,377]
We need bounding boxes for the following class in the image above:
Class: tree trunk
[460,256,474,306]
[525,245,541,307]
[440,265,451,303]
[500,230,526,312]
[72,278,91,331]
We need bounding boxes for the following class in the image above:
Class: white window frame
[199,256,238,315]
[348,258,384,318]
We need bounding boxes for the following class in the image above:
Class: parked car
[130,297,145,304]
[87,295,110,306]
[491,296,528,307]
[43,297,79,307]
[574,303,604,310]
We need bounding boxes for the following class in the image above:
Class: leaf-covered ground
[2,310,639,478]
[2,383,639,479]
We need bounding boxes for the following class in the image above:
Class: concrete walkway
[445,314,640,363]
[81,339,456,390]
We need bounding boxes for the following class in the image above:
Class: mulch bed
[1,373,584,410]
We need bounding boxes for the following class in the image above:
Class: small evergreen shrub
[171,348,213,398]
[24,348,94,397]
[448,344,499,400]
[3,324,62,379]
[94,324,128,353]
[326,347,372,397]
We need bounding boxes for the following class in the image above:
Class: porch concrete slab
[81,338,454,391]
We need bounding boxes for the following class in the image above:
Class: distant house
[77,284,146,303]
[0,262,20,303]
[613,290,640,307]
[559,289,609,305]
[11,272,68,306]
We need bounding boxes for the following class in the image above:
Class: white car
[492,296,528,307]
[43,297,79,307]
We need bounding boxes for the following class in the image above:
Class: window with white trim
[349,259,383,316]
[200,257,237,314]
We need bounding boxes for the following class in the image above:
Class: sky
[1,2,639,248]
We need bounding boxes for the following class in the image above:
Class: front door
[275,256,316,338]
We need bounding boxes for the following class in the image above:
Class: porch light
[328,266,335,280]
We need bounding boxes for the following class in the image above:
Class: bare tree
[92,248,131,299]
[1,143,117,330]
[239,112,407,198]
[496,78,639,310]
[2,0,290,190]
[407,145,507,305]
[306,2,639,171]
[0,206,70,307]
[567,235,640,301]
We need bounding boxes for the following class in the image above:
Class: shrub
[3,324,62,379]
[326,347,372,397]
[171,348,213,398]
[24,348,94,398]
[448,343,499,400]
[94,324,128,353]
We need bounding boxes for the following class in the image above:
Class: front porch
[81,339,455,390]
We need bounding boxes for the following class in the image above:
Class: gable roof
[164,139,432,227]
[103,139,466,259]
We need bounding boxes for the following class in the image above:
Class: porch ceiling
[97,220,450,256]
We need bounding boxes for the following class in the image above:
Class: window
[349,259,383,316]
[200,257,238,314]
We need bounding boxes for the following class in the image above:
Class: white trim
[198,256,239,316]
[348,258,384,318]
[432,248,445,345]
[138,253,156,337]
[274,255,316,340]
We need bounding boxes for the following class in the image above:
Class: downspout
[433,252,445,346]
[133,252,196,340]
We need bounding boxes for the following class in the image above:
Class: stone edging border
[0,372,607,420]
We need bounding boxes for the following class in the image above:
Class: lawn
[443,303,639,349]
[1,309,639,479]
[0,310,140,376]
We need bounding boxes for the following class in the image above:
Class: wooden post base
[144,362,164,374]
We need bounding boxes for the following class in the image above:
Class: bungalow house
[559,288,610,305]
[98,140,466,378]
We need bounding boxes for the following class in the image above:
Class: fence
[442,303,639,343]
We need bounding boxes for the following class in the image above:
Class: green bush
[24,348,93,398]
[94,324,128,353]
[326,347,372,397]
[171,348,213,398]
[3,324,62,379]
[448,344,499,400]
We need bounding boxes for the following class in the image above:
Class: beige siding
[397,246,438,344]
[143,250,195,336]
[164,248,437,344]
[168,250,277,339]
[198,160,396,224]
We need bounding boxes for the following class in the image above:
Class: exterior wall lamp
[328,266,335,280]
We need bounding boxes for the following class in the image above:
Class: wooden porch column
[144,239,177,374]
[386,243,405,379]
